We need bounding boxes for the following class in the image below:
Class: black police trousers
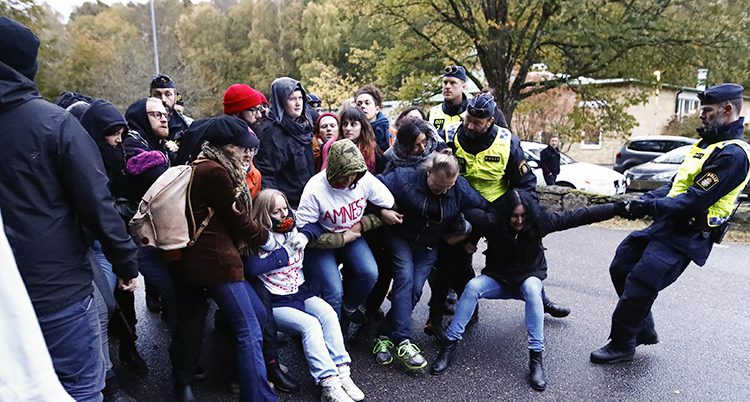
[608,234,691,346]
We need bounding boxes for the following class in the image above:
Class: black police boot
[430,338,458,375]
[590,341,635,364]
[636,328,659,346]
[528,350,547,391]
[173,382,198,402]
[543,300,571,318]
[119,340,148,375]
[267,360,300,394]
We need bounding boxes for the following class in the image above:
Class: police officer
[591,83,750,364]
[427,94,569,334]
[428,65,469,140]
[150,73,190,142]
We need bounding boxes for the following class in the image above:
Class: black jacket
[79,99,129,198]
[0,62,138,315]
[482,192,616,286]
[540,145,561,176]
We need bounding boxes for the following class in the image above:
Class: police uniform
[592,84,750,363]
[428,102,466,141]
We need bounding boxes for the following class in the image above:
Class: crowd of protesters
[4,14,749,402]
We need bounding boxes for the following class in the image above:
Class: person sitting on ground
[247,189,365,402]
[430,190,628,391]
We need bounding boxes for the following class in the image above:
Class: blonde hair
[423,153,459,177]
[251,189,289,232]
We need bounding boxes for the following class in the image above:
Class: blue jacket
[0,62,138,315]
[378,167,491,247]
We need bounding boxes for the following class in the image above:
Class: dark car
[613,135,696,173]
[625,145,750,196]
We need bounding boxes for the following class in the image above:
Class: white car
[521,141,627,196]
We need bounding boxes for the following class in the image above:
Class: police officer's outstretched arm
[649,146,749,220]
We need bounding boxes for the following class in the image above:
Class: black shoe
[145,293,162,313]
[636,328,659,346]
[192,366,207,382]
[528,350,547,391]
[543,300,570,318]
[267,361,299,394]
[443,299,457,315]
[103,377,137,402]
[424,313,443,338]
[119,341,148,375]
[173,383,197,402]
[590,342,635,364]
[430,338,458,375]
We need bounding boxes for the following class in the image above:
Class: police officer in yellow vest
[427,94,570,333]
[591,83,750,364]
[428,65,469,140]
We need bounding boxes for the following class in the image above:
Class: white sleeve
[296,180,322,227]
[361,172,395,208]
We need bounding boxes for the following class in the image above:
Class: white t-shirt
[296,170,395,232]
[257,229,305,296]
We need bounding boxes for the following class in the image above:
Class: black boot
[267,360,300,394]
[636,328,659,346]
[173,382,197,402]
[590,341,635,364]
[103,376,137,402]
[528,350,547,391]
[430,338,458,375]
[119,340,148,375]
[543,300,571,318]
[424,312,443,337]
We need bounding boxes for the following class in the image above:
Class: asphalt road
[117,225,750,401]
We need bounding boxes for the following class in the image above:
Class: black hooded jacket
[123,98,173,201]
[0,62,138,315]
[79,99,129,198]
[254,77,317,207]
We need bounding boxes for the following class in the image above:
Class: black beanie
[0,17,40,81]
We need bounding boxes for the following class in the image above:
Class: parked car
[613,135,697,173]
[522,141,627,196]
[625,144,750,196]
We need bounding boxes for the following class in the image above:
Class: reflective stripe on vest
[429,104,465,140]
[667,139,750,227]
[454,127,512,202]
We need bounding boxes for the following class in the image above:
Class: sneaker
[338,365,364,402]
[372,336,394,365]
[395,339,427,370]
[320,377,354,402]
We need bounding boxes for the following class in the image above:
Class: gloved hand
[628,199,653,219]
[284,232,309,253]
[613,201,635,220]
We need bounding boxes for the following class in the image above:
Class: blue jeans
[171,276,274,402]
[382,236,439,342]
[446,275,545,352]
[303,237,378,317]
[273,296,350,382]
[138,247,177,330]
[91,241,117,291]
[38,293,105,402]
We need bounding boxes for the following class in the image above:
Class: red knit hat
[223,84,263,115]
[259,92,269,106]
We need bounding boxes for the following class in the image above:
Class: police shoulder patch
[519,160,530,175]
[695,172,719,191]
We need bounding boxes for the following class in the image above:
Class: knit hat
[223,84,263,115]
[0,17,40,81]
[203,115,259,149]
[443,65,467,82]
[259,92,270,106]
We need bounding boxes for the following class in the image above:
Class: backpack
[129,160,213,251]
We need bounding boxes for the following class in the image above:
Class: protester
[0,17,139,401]
[169,115,275,402]
[224,83,265,127]
[254,77,317,207]
[383,117,448,173]
[354,84,391,152]
[247,189,365,402]
[322,108,384,173]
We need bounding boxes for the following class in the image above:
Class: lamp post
[150,0,160,74]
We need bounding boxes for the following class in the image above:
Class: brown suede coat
[182,160,268,286]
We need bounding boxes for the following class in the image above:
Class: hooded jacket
[297,140,395,233]
[0,61,138,315]
[79,99,129,198]
[371,111,391,153]
[122,98,173,202]
[254,77,317,207]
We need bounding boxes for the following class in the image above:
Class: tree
[366,0,747,126]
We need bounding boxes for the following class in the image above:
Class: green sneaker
[396,339,427,370]
[372,336,394,366]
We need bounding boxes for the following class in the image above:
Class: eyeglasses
[444,65,460,75]
[247,106,263,114]
[147,111,170,120]
[151,74,172,86]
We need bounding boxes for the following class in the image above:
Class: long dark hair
[339,107,379,170]
[395,117,430,155]
[498,190,543,241]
